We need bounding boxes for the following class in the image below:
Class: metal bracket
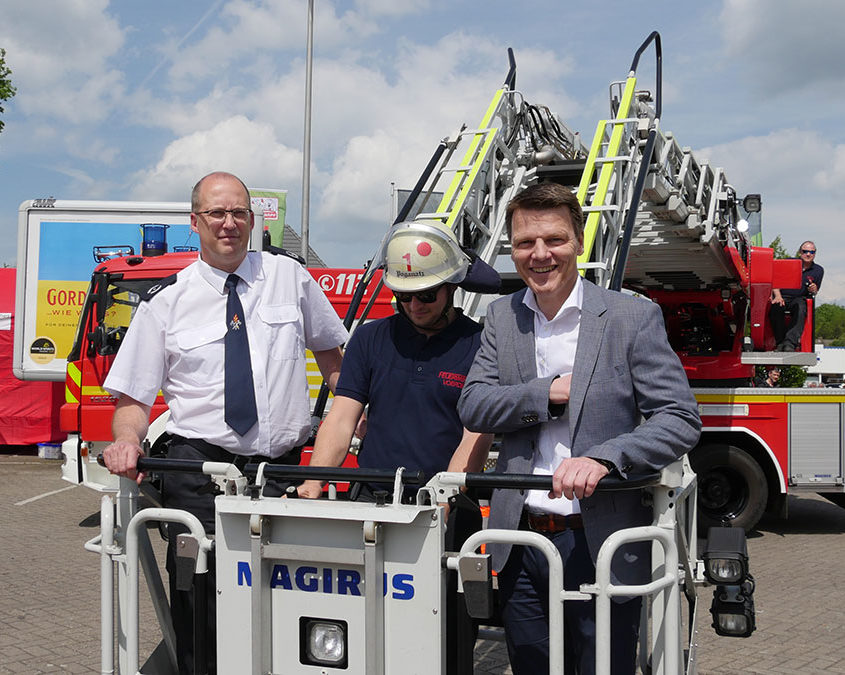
[174,534,199,592]
[457,553,494,619]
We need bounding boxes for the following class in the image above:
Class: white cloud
[354,0,430,17]
[318,129,403,230]
[720,0,845,93]
[129,116,303,202]
[0,0,127,124]
[814,143,845,196]
[164,0,378,89]
[699,128,833,196]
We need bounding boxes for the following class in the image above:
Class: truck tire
[689,444,767,531]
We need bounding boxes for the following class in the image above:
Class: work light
[702,526,748,584]
[703,526,756,637]
[742,193,762,213]
[710,578,756,638]
[300,617,348,668]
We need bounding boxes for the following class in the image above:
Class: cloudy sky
[2,0,844,302]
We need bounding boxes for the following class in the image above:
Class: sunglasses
[801,249,816,255]
[393,287,442,304]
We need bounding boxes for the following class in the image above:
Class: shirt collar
[196,252,260,293]
[523,275,583,323]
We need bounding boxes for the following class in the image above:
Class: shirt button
[416,366,423,372]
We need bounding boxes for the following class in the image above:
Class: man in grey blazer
[458,182,701,674]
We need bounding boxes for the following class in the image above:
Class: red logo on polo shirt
[439,371,466,388]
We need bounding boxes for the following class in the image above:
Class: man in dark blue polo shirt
[298,219,500,500]
[299,220,500,674]
[770,240,824,351]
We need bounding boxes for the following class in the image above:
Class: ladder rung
[594,155,631,164]
[577,262,609,270]
[415,211,452,220]
[458,127,496,137]
[582,205,620,213]
[439,164,479,174]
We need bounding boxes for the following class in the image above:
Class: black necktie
[224,274,258,435]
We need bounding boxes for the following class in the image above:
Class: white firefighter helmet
[379,220,470,292]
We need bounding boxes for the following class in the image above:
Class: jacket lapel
[510,290,538,383]
[569,281,607,441]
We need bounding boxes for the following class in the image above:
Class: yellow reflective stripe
[67,362,81,385]
[79,385,165,399]
[65,363,81,403]
[306,351,331,398]
[695,393,845,404]
[81,385,112,397]
[578,76,637,269]
[477,87,507,129]
[782,395,845,402]
[437,88,506,217]
[576,119,608,204]
[577,120,609,271]
[444,129,498,229]
[696,393,782,403]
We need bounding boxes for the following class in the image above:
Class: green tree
[754,364,806,388]
[0,48,16,134]
[815,303,845,341]
[768,235,790,260]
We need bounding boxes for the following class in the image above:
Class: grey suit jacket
[457,279,701,585]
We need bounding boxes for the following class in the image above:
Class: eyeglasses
[800,249,816,255]
[393,287,441,304]
[195,208,252,225]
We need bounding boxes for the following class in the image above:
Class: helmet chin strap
[436,285,457,327]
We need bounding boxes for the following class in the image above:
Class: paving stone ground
[2,450,844,674]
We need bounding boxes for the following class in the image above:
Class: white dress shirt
[104,251,348,457]
[523,276,583,515]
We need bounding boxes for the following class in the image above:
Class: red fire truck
[59,38,845,536]
[651,246,843,530]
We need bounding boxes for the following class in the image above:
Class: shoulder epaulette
[138,273,179,301]
[265,245,306,266]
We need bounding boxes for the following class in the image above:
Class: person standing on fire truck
[297,220,500,501]
[770,240,823,351]
[101,171,347,674]
[458,183,701,675]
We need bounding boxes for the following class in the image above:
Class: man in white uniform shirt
[458,183,700,674]
[103,171,347,674]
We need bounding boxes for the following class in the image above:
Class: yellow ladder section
[434,88,507,230]
[576,76,638,270]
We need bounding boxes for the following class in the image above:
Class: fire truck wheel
[690,444,767,531]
